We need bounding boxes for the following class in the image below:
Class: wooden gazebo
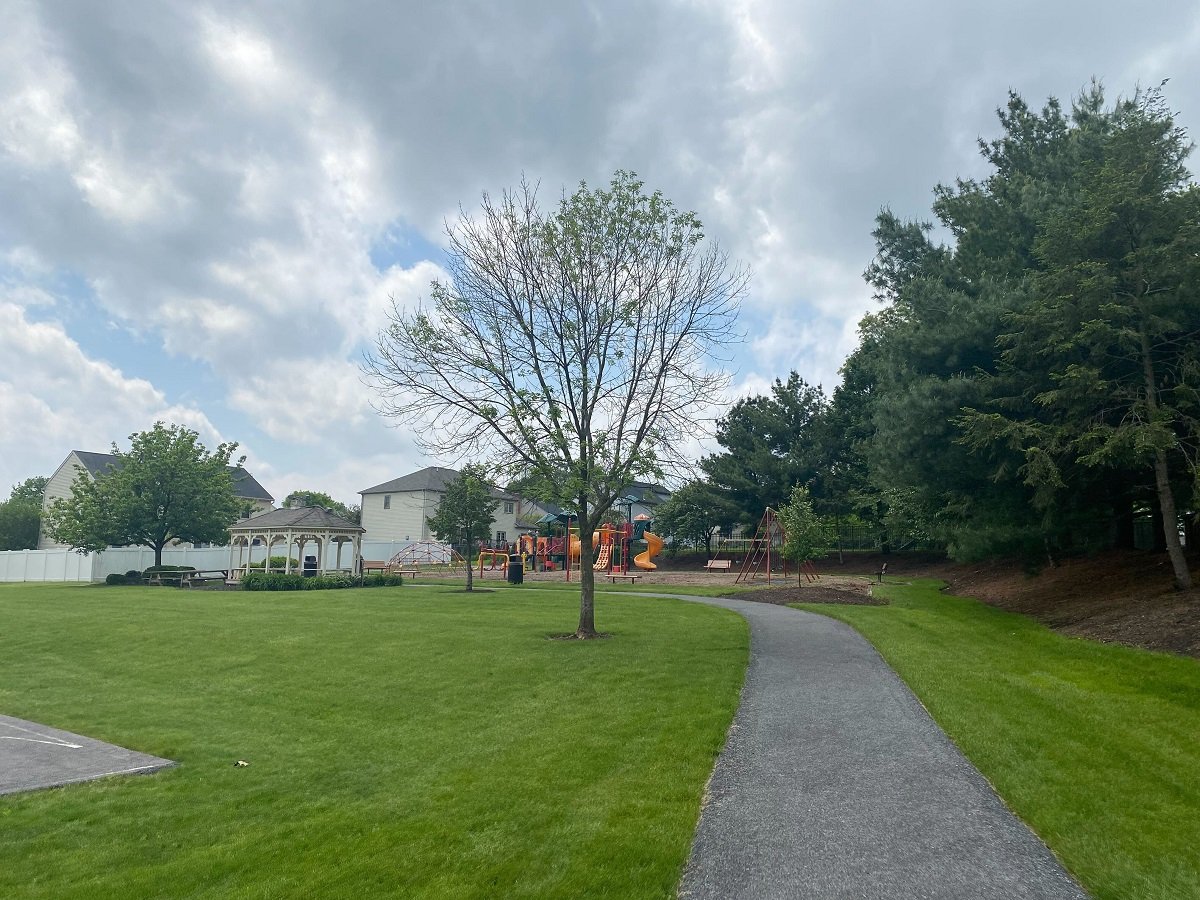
[227,506,364,575]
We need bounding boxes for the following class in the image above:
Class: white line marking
[0,721,84,749]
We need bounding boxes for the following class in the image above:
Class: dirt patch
[724,583,887,606]
[932,551,1200,658]
[812,550,1200,659]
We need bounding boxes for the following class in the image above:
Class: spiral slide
[634,532,663,570]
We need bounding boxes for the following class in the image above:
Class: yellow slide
[634,532,663,570]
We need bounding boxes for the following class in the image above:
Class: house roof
[361,466,515,500]
[360,466,461,495]
[623,481,671,505]
[69,450,274,501]
[229,506,363,532]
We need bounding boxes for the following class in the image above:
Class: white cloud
[0,302,217,484]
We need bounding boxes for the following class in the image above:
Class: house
[619,481,672,521]
[359,466,531,546]
[359,467,671,546]
[38,450,274,549]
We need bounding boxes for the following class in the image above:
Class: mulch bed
[723,585,887,606]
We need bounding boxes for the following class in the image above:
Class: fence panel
[0,548,98,582]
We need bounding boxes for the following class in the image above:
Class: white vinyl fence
[2,541,452,583]
[0,547,234,583]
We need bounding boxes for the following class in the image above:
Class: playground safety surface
[0,714,174,796]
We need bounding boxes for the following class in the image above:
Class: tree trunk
[1141,329,1192,590]
[465,537,474,592]
[153,541,164,568]
[576,499,597,637]
[1153,448,1191,589]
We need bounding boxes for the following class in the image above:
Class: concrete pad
[0,714,174,796]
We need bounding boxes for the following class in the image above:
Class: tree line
[656,83,1200,590]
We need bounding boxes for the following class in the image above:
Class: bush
[241,572,305,591]
[247,556,300,571]
[104,573,126,585]
[124,569,143,584]
[240,572,405,591]
[303,574,356,590]
[362,573,404,587]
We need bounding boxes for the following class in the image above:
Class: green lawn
[797,578,1200,900]
[0,583,747,899]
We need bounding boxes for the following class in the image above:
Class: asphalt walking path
[645,592,1089,900]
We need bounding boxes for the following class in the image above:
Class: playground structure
[364,541,467,574]
[734,508,790,585]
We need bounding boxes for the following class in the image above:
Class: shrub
[124,569,144,584]
[241,572,305,591]
[104,573,126,585]
[362,573,404,587]
[239,572,404,592]
[247,556,300,571]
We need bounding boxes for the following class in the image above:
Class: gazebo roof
[229,507,364,533]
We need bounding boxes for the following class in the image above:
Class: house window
[496,531,507,544]
[383,495,391,509]
[504,501,514,514]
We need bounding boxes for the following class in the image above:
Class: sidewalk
[652,593,1089,900]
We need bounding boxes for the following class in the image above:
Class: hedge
[240,572,405,592]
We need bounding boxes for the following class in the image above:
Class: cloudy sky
[3,0,1199,507]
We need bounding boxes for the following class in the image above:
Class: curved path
[644,592,1089,900]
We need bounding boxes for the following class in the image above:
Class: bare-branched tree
[363,171,745,637]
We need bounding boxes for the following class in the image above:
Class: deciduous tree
[45,423,243,566]
[283,489,361,524]
[425,465,500,592]
[364,171,744,636]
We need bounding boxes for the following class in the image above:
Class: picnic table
[146,569,227,587]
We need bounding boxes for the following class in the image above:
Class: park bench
[360,560,391,575]
[702,559,733,572]
[605,573,641,584]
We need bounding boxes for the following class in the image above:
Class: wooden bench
[605,573,642,584]
[360,561,391,575]
[702,559,733,572]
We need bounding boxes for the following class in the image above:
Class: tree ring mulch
[722,585,888,606]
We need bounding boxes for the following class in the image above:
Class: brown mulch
[722,579,886,606]
[810,550,1200,659]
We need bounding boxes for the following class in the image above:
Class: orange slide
[634,532,663,570]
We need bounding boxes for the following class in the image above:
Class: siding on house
[359,467,524,545]
[38,449,274,550]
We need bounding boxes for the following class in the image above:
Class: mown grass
[0,582,747,899]
[797,578,1200,900]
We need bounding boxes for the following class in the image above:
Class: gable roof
[623,481,671,505]
[229,506,362,532]
[360,466,461,495]
[68,450,274,501]
[361,466,514,500]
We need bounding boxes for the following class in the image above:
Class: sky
[3,0,1199,508]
